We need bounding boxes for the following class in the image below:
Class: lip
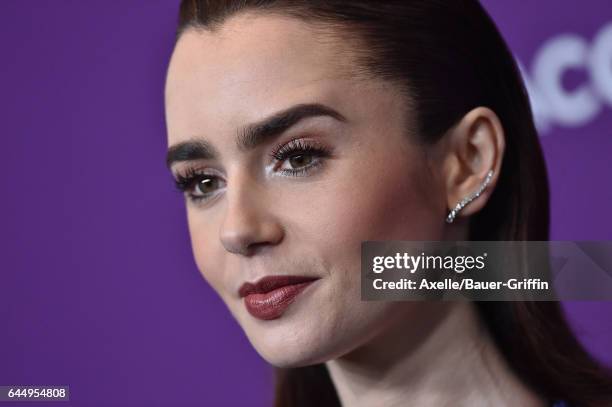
[239,275,319,320]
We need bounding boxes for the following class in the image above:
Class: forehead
[164,13,367,145]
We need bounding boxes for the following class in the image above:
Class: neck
[325,302,547,407]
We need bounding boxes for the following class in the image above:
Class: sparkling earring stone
[445,170,494,224]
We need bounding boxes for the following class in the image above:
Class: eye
[271,138,331,177]
[174,169,226,203]
[173,139,331,203]
[193,176,222,196]
[282,153,314,170]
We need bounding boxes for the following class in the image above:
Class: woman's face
[165,14,447,367]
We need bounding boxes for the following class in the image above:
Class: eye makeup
[174,166,225,203]
[268,137,331,177]
[173,137,333,204]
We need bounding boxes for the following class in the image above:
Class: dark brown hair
[173,1,612,406]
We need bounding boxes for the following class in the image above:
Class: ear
[441,107,505,221]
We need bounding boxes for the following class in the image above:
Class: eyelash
[173,138,331,203]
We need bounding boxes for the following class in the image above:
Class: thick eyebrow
[165,103,346,169]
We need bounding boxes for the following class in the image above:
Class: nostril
[245,241,275,256]
[219,193,284,255]
[220,224,284,256]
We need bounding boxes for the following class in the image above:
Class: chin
[240,318,340,368]
[254,344,336,368]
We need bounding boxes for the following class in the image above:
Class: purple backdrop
[0,1,610,406]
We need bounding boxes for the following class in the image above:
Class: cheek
[310,149,444,256]
[308,154,444,356]
[186,208,227,295]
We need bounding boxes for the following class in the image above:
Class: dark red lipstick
[239,275,319,320]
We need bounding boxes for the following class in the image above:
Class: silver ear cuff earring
[445,170,495,224]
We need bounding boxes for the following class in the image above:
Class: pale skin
[164,12,545,407]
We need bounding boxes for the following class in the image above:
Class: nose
[219,176,284,256]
